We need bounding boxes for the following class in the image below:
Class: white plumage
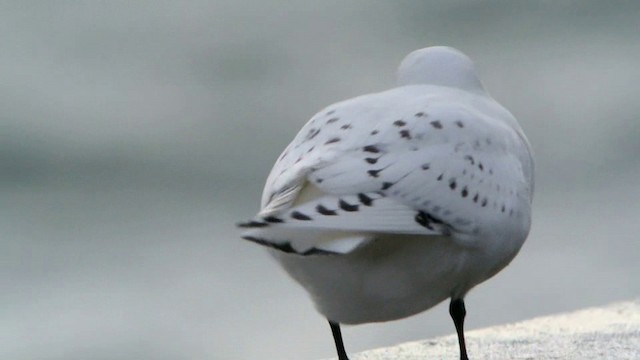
[239,46,534,359]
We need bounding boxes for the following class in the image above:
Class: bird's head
[397,46,485,93]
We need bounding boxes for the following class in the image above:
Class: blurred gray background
[1,1,639,359]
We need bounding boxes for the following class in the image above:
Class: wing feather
[243,85,533,255]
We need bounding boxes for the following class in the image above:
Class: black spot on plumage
[501,204,506,213]
[358,193,373,206]
[381,182,394,190]
[306,128,321,140]
[316,204,337,216]
[365,157,378,164]
[415,211,434,230]
[455,120,465,128]
[478,162,484,171]
[473,193,479,203]
[264,216,284,223]
[461,187,468,198]
[326,110,335,115]
[430,120,443,129]
[237,220,268,228]
[415,211,445,231]
[393,120,406,127]
[371,130,379,135]
[449,179,457,190]
[325,137,341,145]
[327,117,339,124]
[421,163,430,170]
[437,173,444,181]
[291,211,312,220]
[340,124,352,130]
[464,155,475,165]
[367,169,383,178]
[316,178,323,184]
[363,145,380,153]
[399,130,412,139]
[242,236,297,254]
[415,112,425,117]
[339,199,359,212]
[307,146,315,153]
[481,198,488,207]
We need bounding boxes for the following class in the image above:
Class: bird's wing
[240,87,532,255]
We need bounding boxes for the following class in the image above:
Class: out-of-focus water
[1,2,639,359]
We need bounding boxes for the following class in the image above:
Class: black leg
[328,320,350,360]
[449,298,469,360]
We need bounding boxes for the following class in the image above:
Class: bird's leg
[449,298,469,360]
[328,320,350,360]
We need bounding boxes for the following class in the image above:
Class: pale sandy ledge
[325,300,640,360]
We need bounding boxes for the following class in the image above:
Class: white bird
[239,46,534,360]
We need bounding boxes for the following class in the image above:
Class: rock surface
[327,300,640,360]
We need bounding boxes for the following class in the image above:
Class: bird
[238,46,534,360]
